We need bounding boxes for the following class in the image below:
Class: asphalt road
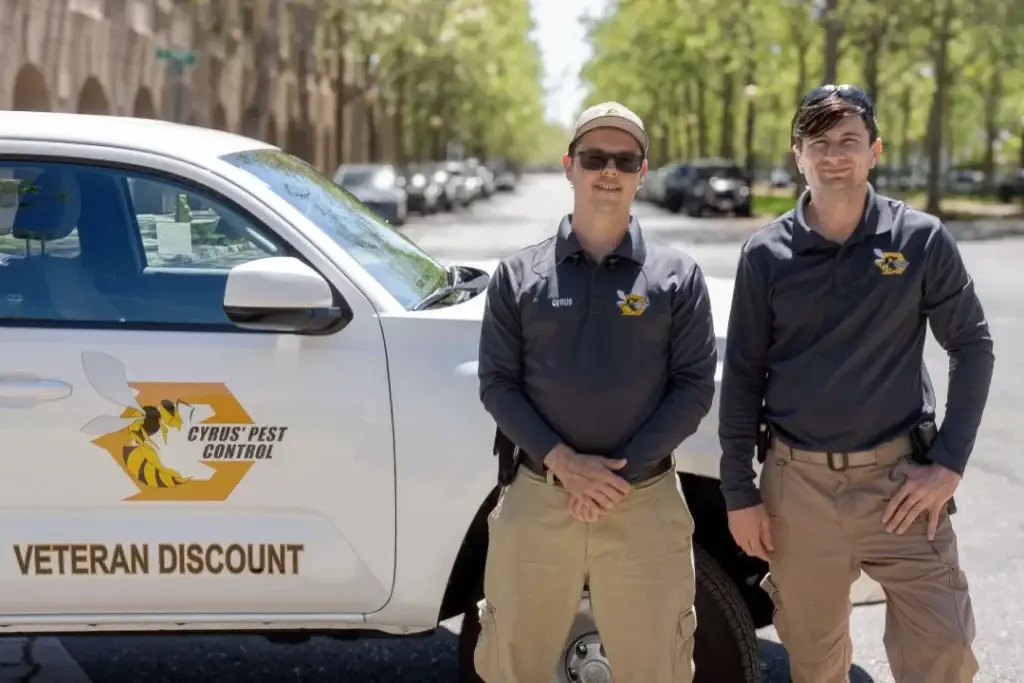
[10,174,1024,682]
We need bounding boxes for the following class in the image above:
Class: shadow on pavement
[60,632,879,682]
[759,639,876,682]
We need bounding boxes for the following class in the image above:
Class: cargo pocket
[474,600,500,682]
[940,565,976,645]
[759,573,790,642]
[672,607,697,681]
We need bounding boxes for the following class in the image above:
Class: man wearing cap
[473,101,717,683]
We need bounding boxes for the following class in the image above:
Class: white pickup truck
[0,111,882,683]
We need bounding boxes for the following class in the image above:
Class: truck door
[0,153,395,619]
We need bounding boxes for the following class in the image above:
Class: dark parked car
[997,168,1024,203]
[397,164,444,215]
[331,163,408,226]
[662,159,753,217]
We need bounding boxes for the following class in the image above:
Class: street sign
[156,48,196,66]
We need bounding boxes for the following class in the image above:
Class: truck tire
[458,544,760,683]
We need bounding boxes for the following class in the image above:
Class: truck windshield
[219,149,447,310]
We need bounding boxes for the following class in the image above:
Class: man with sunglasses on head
[473,101,717,683]
[719,83,994,683]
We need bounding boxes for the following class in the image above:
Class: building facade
[0,0,392,174]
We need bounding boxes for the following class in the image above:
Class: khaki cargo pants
[474,464,697,683]
[760,433,979,683]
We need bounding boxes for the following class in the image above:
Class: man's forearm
[919,224,996,475]
[927,341,995,475]
[480,379,563,467]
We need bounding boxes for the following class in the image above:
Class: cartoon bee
[616,289,649,316]
[79,351,194,489]
[873,249,909,275]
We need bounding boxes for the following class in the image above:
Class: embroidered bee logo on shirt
[873,249,909,276]
[616,290,649,316]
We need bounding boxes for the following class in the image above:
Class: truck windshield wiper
[412,265,488,311]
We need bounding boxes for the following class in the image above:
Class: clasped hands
[543,444,632,522]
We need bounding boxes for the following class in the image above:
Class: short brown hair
[791,86,879,146]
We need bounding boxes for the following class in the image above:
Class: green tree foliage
[579,0,1024,207]
[317,0,549,165]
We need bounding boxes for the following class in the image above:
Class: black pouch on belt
[909,420,957,515]
[493,426,521,487]
[755,420,772,464]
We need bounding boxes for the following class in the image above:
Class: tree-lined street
[3,0,1024,679]
[205,0,567,170]
[579,0,1024,213]
[0,174,1018,681]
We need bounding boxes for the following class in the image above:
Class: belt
[520,453,673,485]
[770,433,912,471]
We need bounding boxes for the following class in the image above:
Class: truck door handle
[0,374,73,407]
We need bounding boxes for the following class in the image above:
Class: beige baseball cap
[569,101,649,155]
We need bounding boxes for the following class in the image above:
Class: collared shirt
[478,214,717,482]
[718,184,995,511]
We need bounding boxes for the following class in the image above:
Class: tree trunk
[899,85,912,169]
[924,0,954,215]
[294,5,317,164]
[393,52,407,165]
[744,67,756,178]
[719,69,735,159]
[696,77,708,157]
[243,0,280,141]
[791,41,809,196]
[684,80,696,159]
[863,32,882,185]
[982,68,1001,194]
[821,0,842,84]
[333,40,347,166]
[862,34,881,106]
[1019,126,1024,169]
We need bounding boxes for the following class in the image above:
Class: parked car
[450,161,484,203]
[997,168,1024,203]
[0,110,884,683]
[643,163,684,206]
[397,164,444,215]
[663,159,753,217]
[331,163,408,226]
[431,162,472,210]
[489,161,519,192]
[945,168,985,196]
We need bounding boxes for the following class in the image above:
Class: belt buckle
[827,452,849,471]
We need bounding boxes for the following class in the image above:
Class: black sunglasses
[574,149,644,173]
[801,84,876,117]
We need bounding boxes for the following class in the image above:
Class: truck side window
[0,160,287,329]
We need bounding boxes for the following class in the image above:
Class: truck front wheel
[458,543,760,683]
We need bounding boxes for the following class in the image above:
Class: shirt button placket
[588,266,601,317]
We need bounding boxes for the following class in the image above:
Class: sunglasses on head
[574,149,644,173]
[802,84,876,118]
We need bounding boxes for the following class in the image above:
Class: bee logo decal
[873,249,909,275]
[79,351,195,490]
[616,290,649,316]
